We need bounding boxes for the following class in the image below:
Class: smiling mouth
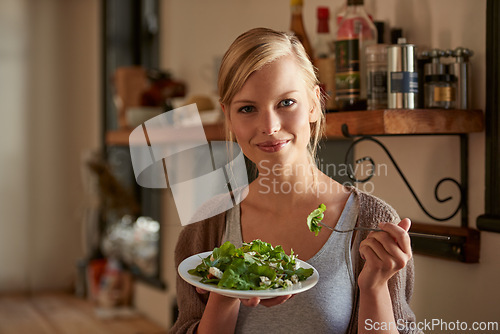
[256,140,291,153]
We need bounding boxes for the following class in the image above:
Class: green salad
[188,239,313,290]
[307,203,326,236]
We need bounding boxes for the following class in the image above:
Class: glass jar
[424,74,457,109]
[366,44,388,109]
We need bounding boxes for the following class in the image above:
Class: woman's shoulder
[176,186,247,263]
[187,186,248,225]
[348,186,400,227]
[174,210,227,266]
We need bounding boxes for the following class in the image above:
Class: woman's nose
[259,110,281,135]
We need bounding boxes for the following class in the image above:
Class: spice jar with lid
[424,74,457,109]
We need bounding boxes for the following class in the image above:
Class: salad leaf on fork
[306,204,326,236]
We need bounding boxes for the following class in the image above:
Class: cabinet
[107,108,484,262]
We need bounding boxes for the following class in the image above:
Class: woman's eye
[238,106,254,113]
[279,99,295,107]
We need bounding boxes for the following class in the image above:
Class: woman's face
[224,55,319,170]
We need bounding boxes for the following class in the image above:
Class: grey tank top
[222,193,358,334]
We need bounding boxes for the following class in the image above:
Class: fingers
[361,232,393,260]
[196,287,209,294]
[258,294,293,307]
[197,287,293,308]
[359,219,413,272]
[241,297,260,307]
[397,217,412,232]
[360,234,409,270]
[240,295,293,308]
[378,219,412,255]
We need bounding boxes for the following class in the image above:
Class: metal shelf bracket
[341,123,479,262]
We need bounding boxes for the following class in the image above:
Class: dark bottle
[335,0,377,111]
[314,7,337,111]
[290,0,314,60]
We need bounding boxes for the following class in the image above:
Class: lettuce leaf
[307,203,326,236]
[188,239,313,291]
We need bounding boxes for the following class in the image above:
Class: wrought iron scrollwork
[342,124,464,222]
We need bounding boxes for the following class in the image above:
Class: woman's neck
[248,163,340,208]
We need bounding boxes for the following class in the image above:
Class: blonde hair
[218,27,325,164]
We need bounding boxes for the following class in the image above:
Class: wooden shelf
[410,222,480,263]
[106,122,225,146]
[324,109,484,137]
[106,109,484,145]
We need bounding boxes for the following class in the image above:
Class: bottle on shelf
[419,48,447,109]
[374,21,385,44]
[290,0,314,61]
[424,74,457,109]
[335,2,347,28]
[365,20,387,110]
[314,7,334,58]
[387,38,419,109]
[313,6,337,111]
[366,43,388,110]
[335,0,377,111]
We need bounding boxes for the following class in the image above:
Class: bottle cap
[426,48,446,59]
[290,0,303,6]
[390,28,403,44]
[374,21,385,43]
[451,47,474,60]
[348,0,364,5]
[317,6,329,19]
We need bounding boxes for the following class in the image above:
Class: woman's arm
[168,215,226,334]
[197,293,241,334]
[357,218,413,334]
[195,289,292,334]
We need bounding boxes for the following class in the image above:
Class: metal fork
[319,222,451,241]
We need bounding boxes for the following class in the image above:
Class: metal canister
[387,38,418,109]
[448,47,473,110]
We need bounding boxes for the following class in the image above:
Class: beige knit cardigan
[168,188,422,334]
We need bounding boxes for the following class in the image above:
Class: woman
[170,27,420,334]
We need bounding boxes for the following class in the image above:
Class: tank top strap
[222,203,243,248]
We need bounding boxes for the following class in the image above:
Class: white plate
[178,251,319,299]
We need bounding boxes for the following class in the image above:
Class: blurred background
[1,0,499,332]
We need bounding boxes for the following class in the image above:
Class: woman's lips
[256,140,291,153]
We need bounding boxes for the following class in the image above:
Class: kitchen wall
[133,0,500,330]
[0,0,100,291]
[0,0,30,292]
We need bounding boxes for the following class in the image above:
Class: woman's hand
[196,287,293,307]
[358,218,413,292]
[241,295,293,307]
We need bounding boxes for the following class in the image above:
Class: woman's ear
[309,85,321,123]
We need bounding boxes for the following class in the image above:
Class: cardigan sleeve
[348,189,423,334]
[168,213,226,334]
